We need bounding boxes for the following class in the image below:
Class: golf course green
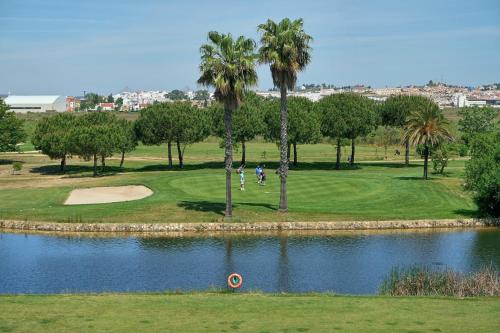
[0,140,475,223]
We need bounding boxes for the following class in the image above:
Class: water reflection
[0,229,498,294]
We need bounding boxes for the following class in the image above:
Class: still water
[0,229,498,294]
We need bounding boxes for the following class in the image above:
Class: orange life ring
[227,273,243,289]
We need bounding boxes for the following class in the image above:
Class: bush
[12,161,23,174]
[464,132,500,217]
[379,265,499,297]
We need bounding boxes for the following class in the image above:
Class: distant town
[2,81,500,113]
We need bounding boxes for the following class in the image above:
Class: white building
[4,95,66,113]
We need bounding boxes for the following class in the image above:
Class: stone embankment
[0,218,497,234]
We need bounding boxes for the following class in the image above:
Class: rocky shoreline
[1,218,497,234]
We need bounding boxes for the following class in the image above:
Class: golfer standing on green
[239,167,245,191]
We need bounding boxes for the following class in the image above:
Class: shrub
[464,132,500,217]
[12,161,23,174]
[379,265,499,297]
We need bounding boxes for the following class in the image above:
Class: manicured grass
[0,145,476,222]
[0,293,498,332]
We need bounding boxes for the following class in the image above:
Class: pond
[0,228,498,294]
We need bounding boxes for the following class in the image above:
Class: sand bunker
[64,185,153,205]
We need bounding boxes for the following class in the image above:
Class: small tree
[70,112,120,176]
[32,113,77,172]
[380,95,430,166]
[116,119,138,168]
[115,97,124,111]
[374,126,401,160]
[464,131,499,217]
[431,144,450,174]
[0,98,26,152]
[403,98,453,179]
[170,102,211,168]
[135,103,176,168]
[316,94,350,169]
[12,161,22,175]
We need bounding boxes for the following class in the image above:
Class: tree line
[32,112,137,176]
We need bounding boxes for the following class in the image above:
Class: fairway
[0,141,476,223]
[0,293,498,333]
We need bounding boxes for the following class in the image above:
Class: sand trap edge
[64,185,153,205]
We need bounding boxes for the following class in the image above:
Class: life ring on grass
[227,273,243,289]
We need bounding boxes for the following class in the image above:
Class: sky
[0,0,499,96]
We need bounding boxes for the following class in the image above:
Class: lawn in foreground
[0,294,498,332]
[0,156,476,223]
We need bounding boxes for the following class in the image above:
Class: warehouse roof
[4,95,63,104]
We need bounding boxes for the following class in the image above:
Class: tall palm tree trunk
[224,104,233,218]
[293,142,297,166]
[405,139,410,166]
[423,145,429,180]
[278,86,289,212]
[241,140,246,166]
[336,138,341,170]
[176,140,183,169]
[167,141,173,169]
[350,138,355,166]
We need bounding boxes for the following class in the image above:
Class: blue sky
[0,0,499,95]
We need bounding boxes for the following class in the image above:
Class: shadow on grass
[29,160,422,176]
[395,176,426,181]
[178,200,276,216]
[453,208,479,219]
[0,159,20,165]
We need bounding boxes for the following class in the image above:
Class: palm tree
[197,32,257,219]
[403,99,453,179]
[258,18,312,212]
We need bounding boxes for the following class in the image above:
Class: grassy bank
[0,293,498,332]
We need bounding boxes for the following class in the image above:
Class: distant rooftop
[4,95,63,104]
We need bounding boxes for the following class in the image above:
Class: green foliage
[79,92,104,111]
[193,90,210,101]
[115,97,124,111]
[458,106,499,145]
[464,131,500,216]
[166,90,188,101]
[115,118,138,165]
[403,98,453,179]
[380,95,431,127]
[258,18,313,90]
[431,144,450,174]
[0,98,26,152]
[32,113,77,161]
[12,161,23,172]
[210,92,265,144]
[265,96,321,144]
[71,112,120,159]
[135,103,175,146]
[316,93,379,140]
[198,31,258,108]
[106,94,114,103]
[135,102,210,167]
[373,126,401,159]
